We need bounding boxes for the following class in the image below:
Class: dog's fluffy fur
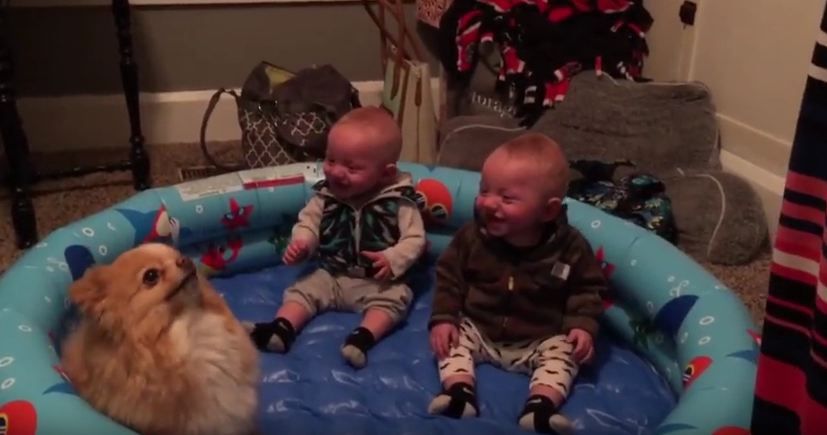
[61,243,259,435]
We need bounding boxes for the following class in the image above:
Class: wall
[3,1,431,153]
[6,1,423,97]
[690,0,824,177]
[643,0,826,233]
[641,0,695,82]
[645,0,824,167]
[645,0,823,176]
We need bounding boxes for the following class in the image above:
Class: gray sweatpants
[283,268,413,323]
[438,318,579,396]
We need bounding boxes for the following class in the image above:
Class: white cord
[440,123,527,151]
[677,170,726,257]
[598,73,621,86]
[700,174,727,257]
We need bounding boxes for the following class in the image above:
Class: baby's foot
[428,382,478,418]
[341,327,376,369]
[243,317,296,353]
[518,395,572,434]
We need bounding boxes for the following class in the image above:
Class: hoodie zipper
[494,225,562,339]
[351,190,401,254]
[501,271,516,333]
[320,189,387,256]
[322,187,402,273]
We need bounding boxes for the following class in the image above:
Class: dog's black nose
[176,256,194,271]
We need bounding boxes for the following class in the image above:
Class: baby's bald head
[487,132,570,199]
[328,107,402,165]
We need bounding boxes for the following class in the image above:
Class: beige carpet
[0,142,770,325]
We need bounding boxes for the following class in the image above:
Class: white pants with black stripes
[438,317,579,396]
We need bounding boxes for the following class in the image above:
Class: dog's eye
[142,269,160,286]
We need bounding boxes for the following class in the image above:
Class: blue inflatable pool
[0,163,757,435]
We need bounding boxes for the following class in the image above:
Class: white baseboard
[714,111,794,236]
[15,79,415,153]
[716,113,792,177]
[720,149,786,236]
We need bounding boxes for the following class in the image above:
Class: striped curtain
[751,6,827,435]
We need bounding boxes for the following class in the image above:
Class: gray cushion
[532,74,720,176]
[665,169,769,265]
[437,75,769,265]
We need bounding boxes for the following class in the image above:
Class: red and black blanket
[752,6,827,434]
[437,0,652,126]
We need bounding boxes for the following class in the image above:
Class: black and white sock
[427,382,479,419]
[341,327,376,369]
[518,395,572,434]
[245,317,296,353]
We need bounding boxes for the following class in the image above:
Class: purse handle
[362,0,426,105]
[199,88,245,172]
[361,0,425,65]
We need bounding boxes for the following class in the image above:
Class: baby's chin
[329,184,377,200]
[478,216,510,237]
[326,181,351,196]
[328,186,353,198]
[479,217,544,245]
[483,221,509,237]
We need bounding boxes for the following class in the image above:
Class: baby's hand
[282,239,310,265]
[566,328,595,364]
[430,322,459,360]
[361,251,392,280]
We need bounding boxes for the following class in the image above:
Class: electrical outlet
[680,1,697,26]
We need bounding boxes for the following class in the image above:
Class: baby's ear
[542,197,563,222]
[382,162,398,180]
[68,266,108,318]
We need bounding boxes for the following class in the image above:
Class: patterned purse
[200,62,361,170]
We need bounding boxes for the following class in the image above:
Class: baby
[246,107,426,369]
[427,133,606,434]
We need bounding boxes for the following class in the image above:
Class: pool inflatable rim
[0,162,757,435]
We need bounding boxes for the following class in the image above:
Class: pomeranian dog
[61,243,259,435]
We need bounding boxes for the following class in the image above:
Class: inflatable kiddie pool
[0,163,757,435]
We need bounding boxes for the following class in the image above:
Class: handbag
[362,0,438,164]
[200,62,361,170]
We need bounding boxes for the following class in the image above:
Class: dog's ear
[68,266,108,318]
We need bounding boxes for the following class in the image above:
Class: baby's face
[323,129,391,200]
[475,152,560,245]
